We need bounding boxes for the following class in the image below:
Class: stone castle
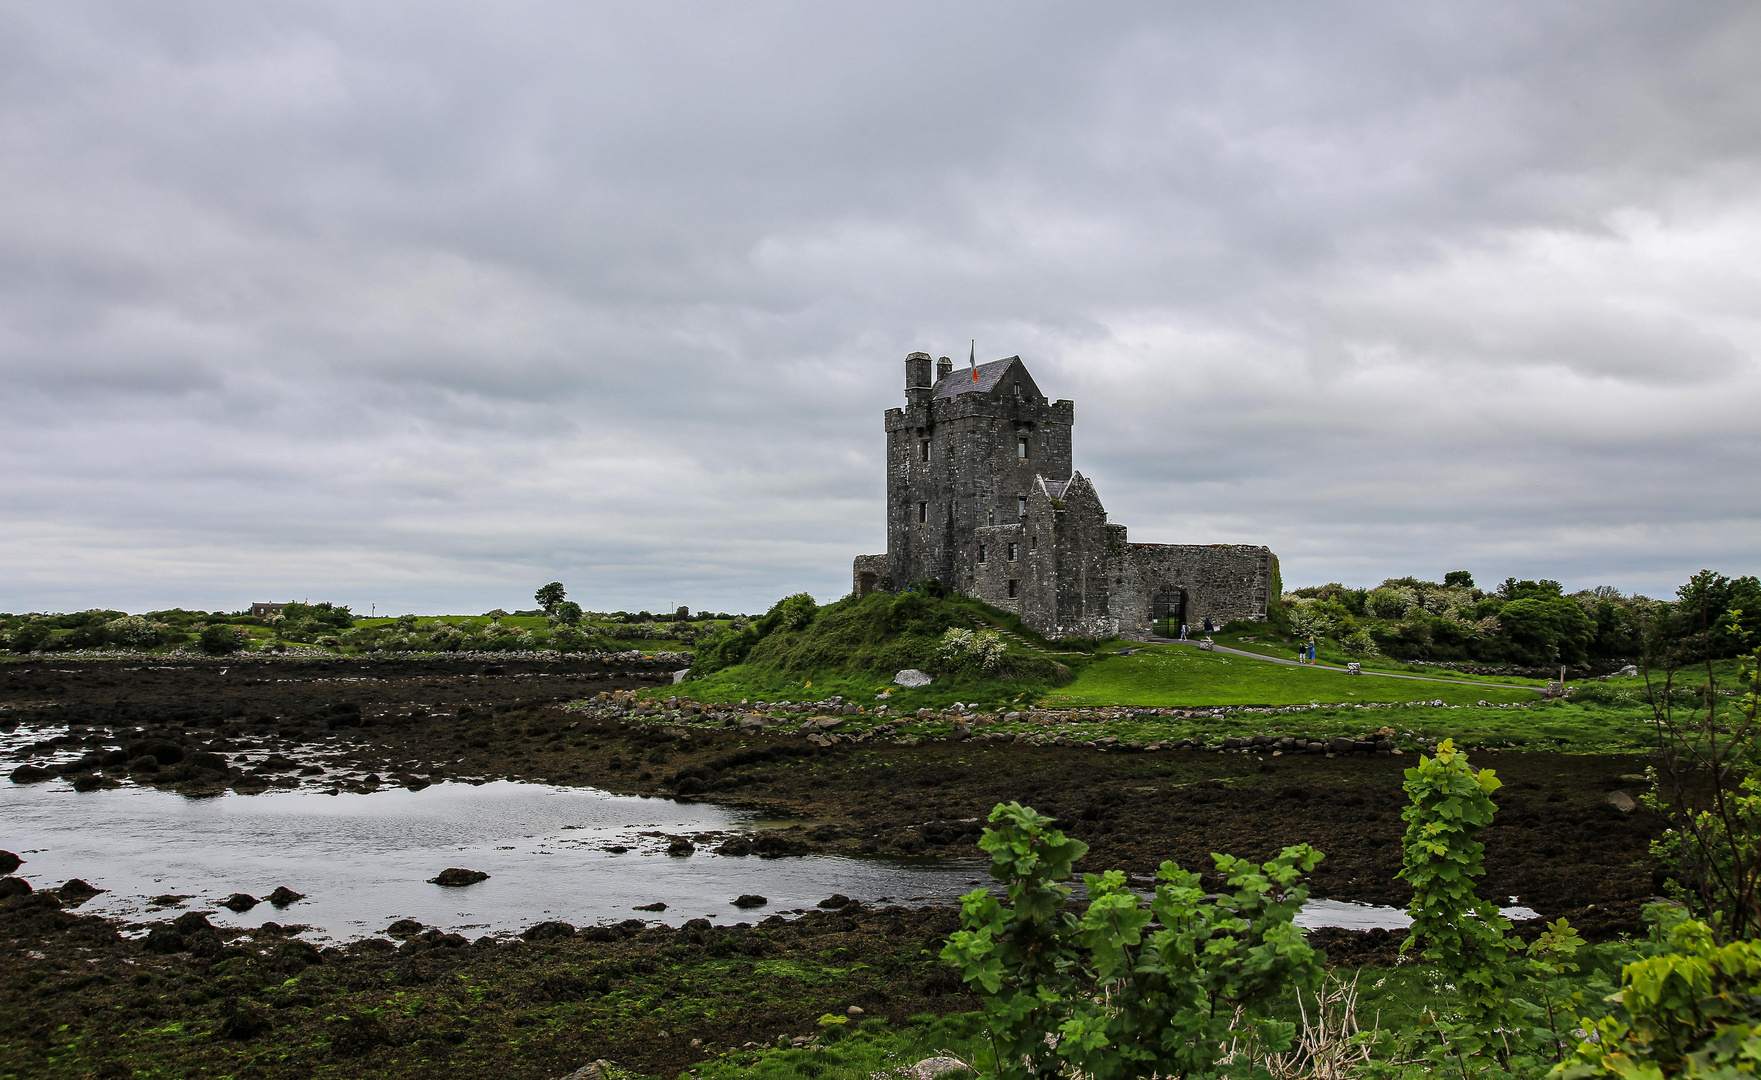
[852,352,1278,640]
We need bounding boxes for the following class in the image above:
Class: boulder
[667,838,696,856]
[732,894,768,909]
[386,919,425,937]
[9,764,54,784]
[908,1057,972,1080]
[142,925,186,953]
[1607,790,1637,813]
[817,894,852,909]
[174,911,215,934]
[0,851,18,874]
[0,876,33,899]
[523,920,577,942]
[266,886,305,907]
[270,939,323,969]
[221,893,260,912]
[633,902,668,912]
[129,740,184,766]
[893,669,933,688]
[58,879,103,903]
[428,868,489,887]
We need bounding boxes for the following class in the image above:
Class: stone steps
[971,618,1084,656]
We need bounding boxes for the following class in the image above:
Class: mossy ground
[0,899,972,1080]
[1,658,1673,1080]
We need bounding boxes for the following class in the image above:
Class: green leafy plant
[1641,598,1761,943]
[1397,739,1602,1076]
[941,802,1325,1080]
[1557,906,1761,1079]
[547,600,584,627]
[1399,737,1517,1029]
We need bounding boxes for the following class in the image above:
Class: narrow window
[917,501,927,523]
[920,439,931,462]
[977,544,987,564]
[1031,534,1038,551]
[1007,579,1020,599]
[1007,542,1018,561]
[1013,381,1022,399]
[1017,495,1027,518]
[1017,436,1028,460]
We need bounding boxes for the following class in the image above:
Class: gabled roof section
[1038,476,1070,500]
[932,355,1043,401]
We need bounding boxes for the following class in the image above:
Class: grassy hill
[681,588,1093,708]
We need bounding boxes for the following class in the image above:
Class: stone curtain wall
[1113,544,1275,638]
[851,554,888,597]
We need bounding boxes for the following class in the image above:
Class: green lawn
[674,664,1053,713]
[1046,644,1538,708]
[1204,627,1556,687]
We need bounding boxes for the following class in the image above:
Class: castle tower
[852,350,1276,639]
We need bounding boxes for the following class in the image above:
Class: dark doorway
[1150,589,1186,637]
[857,571,879,598]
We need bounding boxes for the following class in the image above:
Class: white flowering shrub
[1366,586,1418,619]
[1287,604,1334,640]
[105,616,168,649]
[939,627,1007,673]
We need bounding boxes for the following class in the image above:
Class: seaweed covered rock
[428,868,489,887]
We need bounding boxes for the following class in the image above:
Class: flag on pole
[970,340,977,381]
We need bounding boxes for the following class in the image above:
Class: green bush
[199,624,246,655]
[756,592,819,634]
[1561,907,1761,1079]
[7,620,52,653]
[282,601,353,630]
[1570,681,1642,707]
[942,802,1324,1080]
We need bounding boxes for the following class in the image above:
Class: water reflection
[0,780,988,942]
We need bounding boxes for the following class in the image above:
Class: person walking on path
[1306,637,1317,664]
[1179,622,1188,640]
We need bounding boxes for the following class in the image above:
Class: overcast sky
[2,2,1758,616]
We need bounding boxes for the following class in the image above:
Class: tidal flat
[0,657,1662,1078]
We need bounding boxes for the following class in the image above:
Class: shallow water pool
[0,779,988,942]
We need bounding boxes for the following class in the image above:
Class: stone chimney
[936,356,953,380]
[905,352,933,406]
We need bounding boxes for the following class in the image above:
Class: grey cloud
[1,1,1759,614]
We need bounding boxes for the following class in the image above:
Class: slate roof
[932,356,1020,400]
[1040,478,1070,499]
